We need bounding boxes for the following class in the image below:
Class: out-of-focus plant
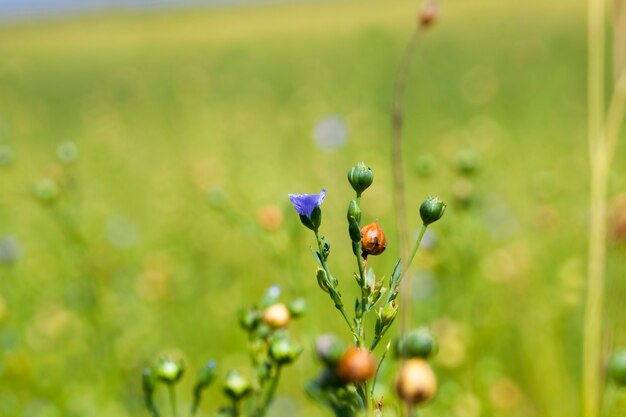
[389,0,439,334]
[289,161,445,417]
[583,0,626,416]
[142,287,304,417]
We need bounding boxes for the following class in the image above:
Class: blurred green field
[2,0,626,416]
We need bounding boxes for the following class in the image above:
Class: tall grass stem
[391,27,423,335]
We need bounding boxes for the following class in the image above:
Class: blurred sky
[0,0,307,21]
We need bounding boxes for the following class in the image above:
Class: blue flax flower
[289,189,326,231]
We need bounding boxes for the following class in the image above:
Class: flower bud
[315,334,345,367]
[396,328,438,359]
[361,222,387,256]
[609,350,626,386]
[347,162,374,195]
[33,178,59,205]
[419,1,439,28]
[288,297,306,318]
[262,303,291,329]
[347,200,362,243]
[270,338,302,365]
[238,308,261,331]
[196,360,217,389]
[142,367,157,395]
[224,370,252,400]
[380,301,398,327]
[336,347,376,383]
[395,358,437,405]
[155,357,184,385]
[419,197,446,226]
[347,199,362,222]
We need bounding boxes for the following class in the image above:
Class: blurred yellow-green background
[1,0,625,416]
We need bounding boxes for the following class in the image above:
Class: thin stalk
[353,194,368,348]
[146,398,161,417]
[257,367,281,417]
[390,26,424,335]
[168,385,178,417]
[370,341,391,400]
[399,225,428,283]
[233,399,242,417]
[355,245,367,347]
[582,0,623,416]
[314,231,355,334]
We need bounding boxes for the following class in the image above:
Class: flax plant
[290,162,445,416]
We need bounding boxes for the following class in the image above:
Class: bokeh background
[1,0,625,416]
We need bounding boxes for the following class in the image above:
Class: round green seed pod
[347,162,374,194]
[609,350,626,386]
[419,197,446,226]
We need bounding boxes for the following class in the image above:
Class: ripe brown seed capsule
[336,347,376,383]
[395,358,437,405]
[360,222,387,256]
[262,303,291,329]
[419,1,439,28]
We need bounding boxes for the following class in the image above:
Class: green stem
[391,26,423,338]
[233,399,242,417]
[353,194,367,348]
[370,341,391,400]
[370,335,382,351]
[168,385,178,417]
[314,231,356,335]
[364,381,371,412]
[402,225,428,281]
[356,250,366,344]
[145,398,161,417]
[257,367,282,417]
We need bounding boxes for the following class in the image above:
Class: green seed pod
[315,334,345,367]
[196,360,217,390]
[142,367,157,395]
[398,328,438,359]
[347,162,374,195]
[33,178,59,205]
[238,308,261,331]
[347,199,362,223]
[609,350,626,386]
[155,357,184,385]
[419,196,446,226]
[224,370,252,400]
[288,297,306,318]
[270,337,302,365]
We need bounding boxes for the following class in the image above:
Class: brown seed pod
[419,1,439,28]
[262,303,291,329]
[360,222,387,256]
[336,347,376,383]
[395,358,437,405]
